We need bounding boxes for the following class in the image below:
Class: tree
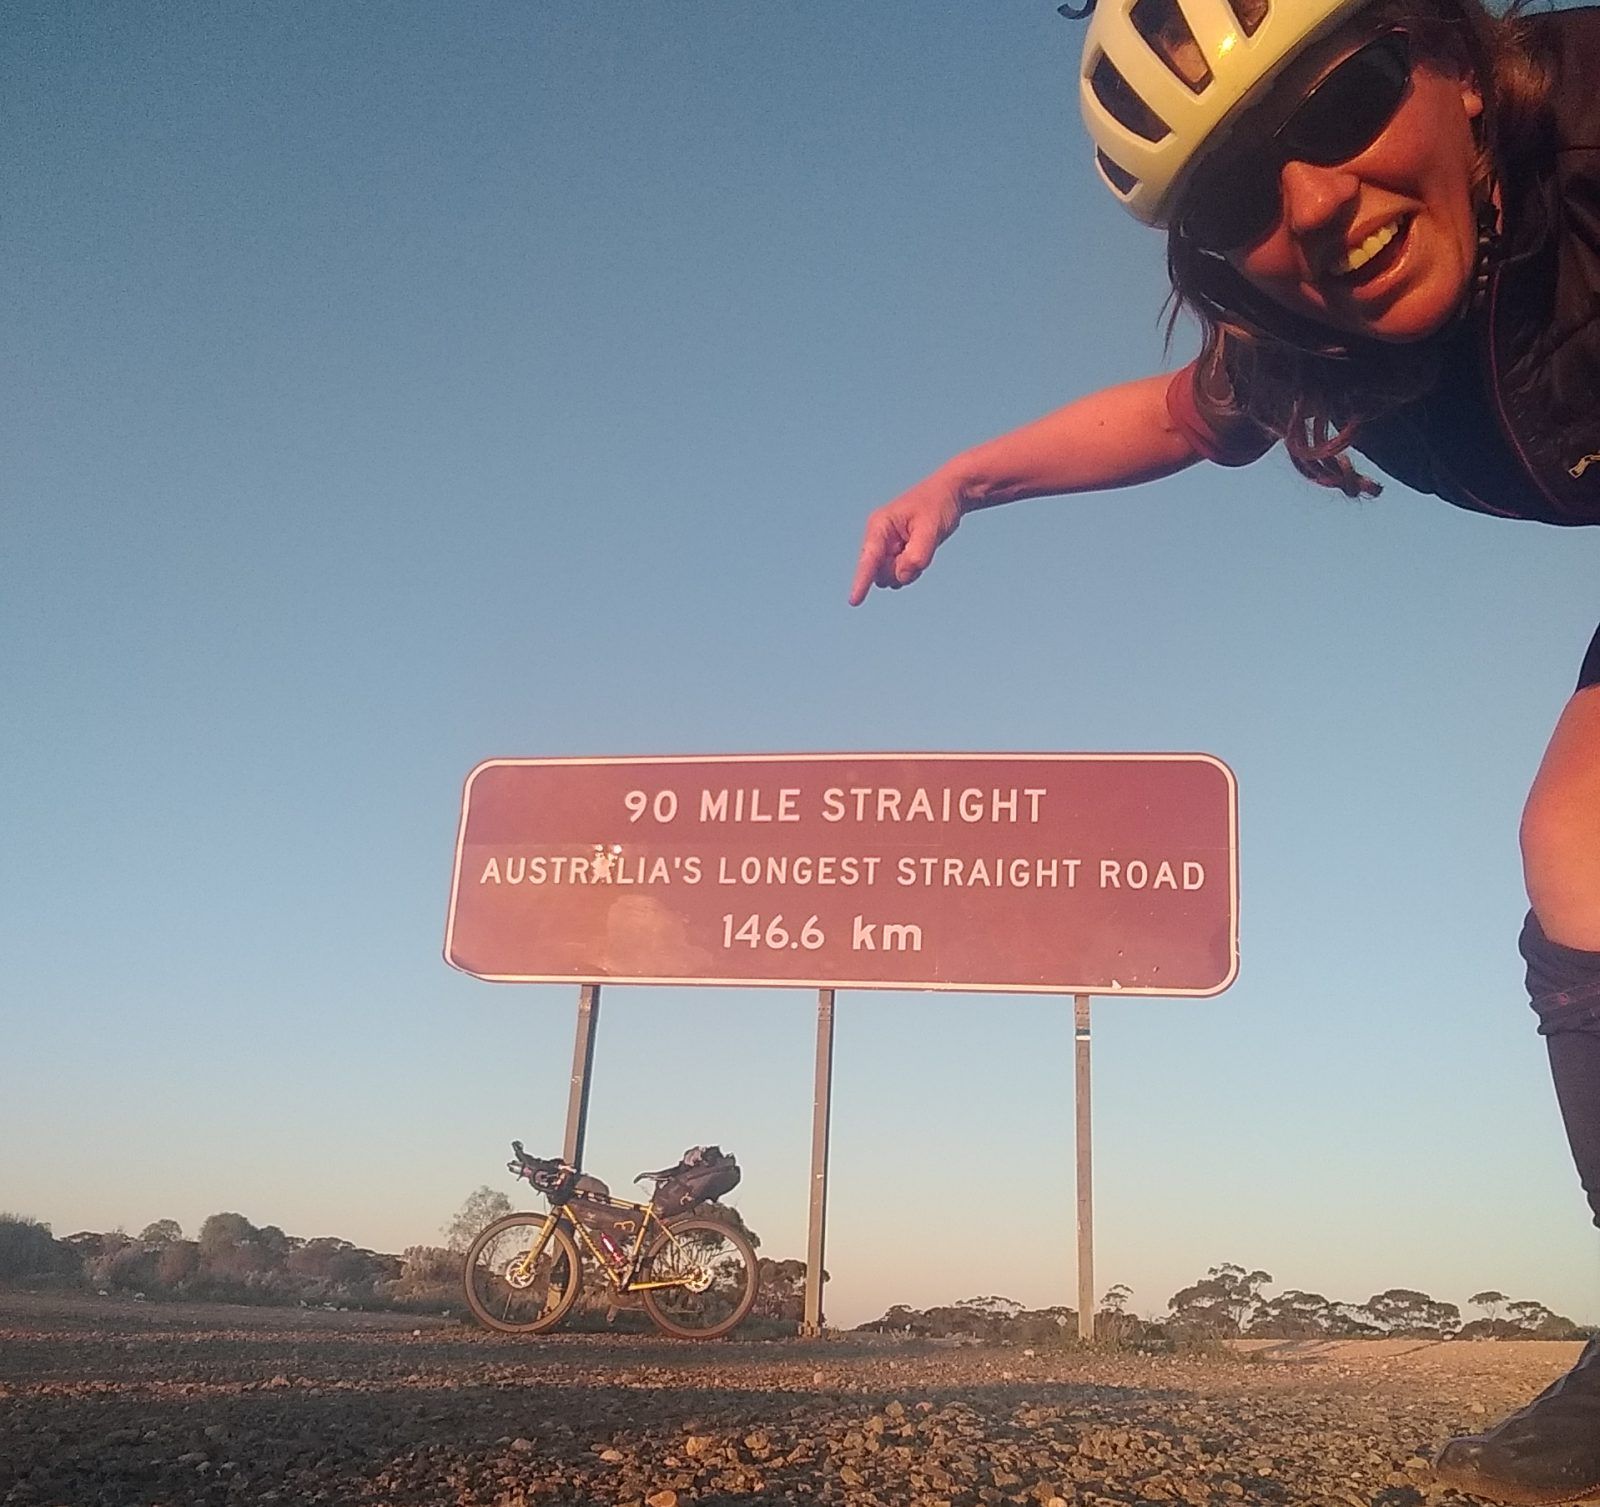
[1359,1289,1461,1338]
[254,1225,293,1260]
[139,1220,183,1246]
[1100,1283,1133,1316]
[853,1299,1073,1342]
[0,1214,72,1280]
[1095,1283,1139,1342]
[288,1237,364,1283]
[194,1213,281,1287]
[1470,1289,1509,1322]
[958,1295,1024,1318]
[1505,1299,1583,1338]
[1247,1290,1339,1339]
[701,1200,759,1250]
[197,1212,259,1260]
[1167,1263,1273,1336]
[754,1258,810,1323]
[90,1242,159,1292]
[1455,1297,1582,1340]
[444,1188,513,1252]
[156,1240,200,1289]
[1324,1303,1382,1338]
[859,1303,920,1333]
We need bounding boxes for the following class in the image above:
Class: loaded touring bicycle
[462,1142,758,1340]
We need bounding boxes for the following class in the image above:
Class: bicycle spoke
[463,1215,582,1334]
[639,1218,758,1339]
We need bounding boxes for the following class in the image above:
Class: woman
[851,0,1600,1499]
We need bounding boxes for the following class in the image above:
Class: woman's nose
[1278,158,1361,237]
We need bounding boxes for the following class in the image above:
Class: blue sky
[6,0,1599,1329]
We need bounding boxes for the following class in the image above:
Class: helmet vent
[1089,52,1171,143]
[1130,0,1213,92]
[1095,148,1140,196]
[1226,0,1269,37]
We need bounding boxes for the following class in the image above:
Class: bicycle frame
[511,1196,702,1295]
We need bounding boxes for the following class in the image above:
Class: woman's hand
[848,472,966,605]
[846,374,1205,607]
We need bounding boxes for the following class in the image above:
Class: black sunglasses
[1178,31,1413,255]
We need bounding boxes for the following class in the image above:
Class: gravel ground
[0,1290,1589,1507]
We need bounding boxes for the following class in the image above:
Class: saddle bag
[652,1145,740,1217]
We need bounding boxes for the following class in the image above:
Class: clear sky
[7,1,1599,1331]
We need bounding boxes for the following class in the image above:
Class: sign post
[1075,993,1094,1341]
[803,988,835,1335]
[446,752,1238,1333]
[562,983,601,1170]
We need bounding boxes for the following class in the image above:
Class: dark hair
[1164,0,1553,496]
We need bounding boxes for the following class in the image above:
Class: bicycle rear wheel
[463,1213,582,1334]
[638,1216,758,1339]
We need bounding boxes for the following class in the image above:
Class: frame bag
[566,1175,644,1244]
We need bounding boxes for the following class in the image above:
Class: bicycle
[462,1141,760,1340]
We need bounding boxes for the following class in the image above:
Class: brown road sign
[444,753,1238,995]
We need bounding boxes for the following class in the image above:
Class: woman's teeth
[1333,218,1403,277]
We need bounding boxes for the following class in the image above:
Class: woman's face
[1224,56,1485,343]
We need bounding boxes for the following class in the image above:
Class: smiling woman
[848,0,1600,1500]
[1156,0,1558,499]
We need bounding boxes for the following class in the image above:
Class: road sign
[444,753,1237,995]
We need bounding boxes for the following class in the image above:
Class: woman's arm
[848,370,1204,605]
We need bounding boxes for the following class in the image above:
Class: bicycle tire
[462,1212,583,1335]
[638,1215,759,1340]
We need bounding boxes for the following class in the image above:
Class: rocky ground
[0,1290,1588,1507]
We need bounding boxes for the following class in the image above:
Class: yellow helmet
[1079,0,1377,225]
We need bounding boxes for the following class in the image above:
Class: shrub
[156,1240,200,1289]
[400,1245,458,1284]
[0,1214,72,1281]
[89,1243,160,1293]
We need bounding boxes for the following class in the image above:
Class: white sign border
[444,751,1240,997]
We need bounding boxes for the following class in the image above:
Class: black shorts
[1582,625,1600,691]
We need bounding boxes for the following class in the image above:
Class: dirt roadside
[0,1290,1585,1507]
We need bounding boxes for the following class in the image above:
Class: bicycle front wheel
[463,1213,582,1334]
[638,1216,759,1339]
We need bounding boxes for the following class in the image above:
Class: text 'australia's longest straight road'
[444,753,1239,996]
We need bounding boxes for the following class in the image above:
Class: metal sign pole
[1075,992,1095,1342]
[801,987,836,1336]
[562,983,601,1169]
